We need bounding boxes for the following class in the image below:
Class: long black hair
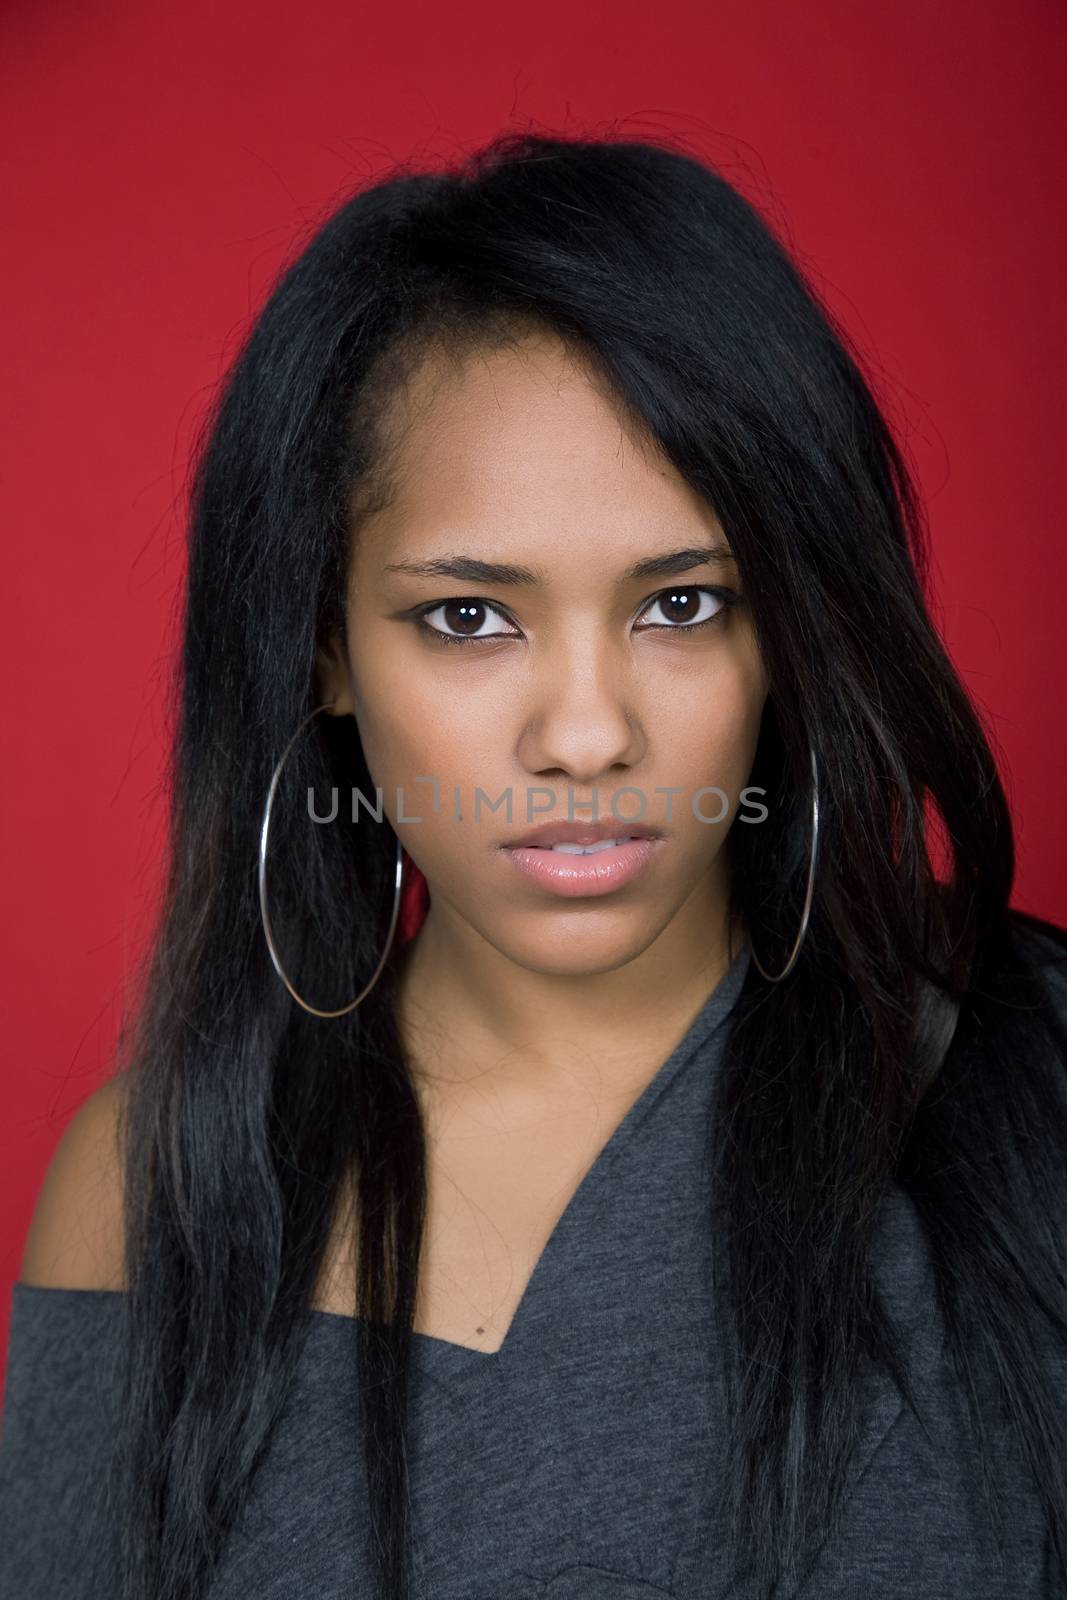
[109,128,1067,1598]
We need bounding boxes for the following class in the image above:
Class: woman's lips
[500,837,662,898]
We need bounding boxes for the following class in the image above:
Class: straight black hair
[109,128,1067,1598]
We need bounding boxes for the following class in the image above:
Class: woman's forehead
[347,340,725,578]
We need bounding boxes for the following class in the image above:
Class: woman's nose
[515,641,646,784]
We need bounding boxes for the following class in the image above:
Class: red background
[2,0,1064,1391]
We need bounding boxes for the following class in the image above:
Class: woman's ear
[314,632,355,716]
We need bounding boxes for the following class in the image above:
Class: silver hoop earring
[749,740,820,983]
[258,703,405,1017]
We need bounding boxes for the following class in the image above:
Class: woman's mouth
[500,836,662,897]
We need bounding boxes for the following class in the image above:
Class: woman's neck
[392,868,743,1104]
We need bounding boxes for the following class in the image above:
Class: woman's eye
[636,586,734,631]
[413,585,739,649]
[415,598,520,646]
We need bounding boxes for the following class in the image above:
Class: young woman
[2,130,1065,1600]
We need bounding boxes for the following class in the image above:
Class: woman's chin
[474,902,685,980]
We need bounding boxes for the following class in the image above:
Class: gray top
[2,939,1065,1599]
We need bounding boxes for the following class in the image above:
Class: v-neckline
[7,949,751,1389]
[310,941,751,1375]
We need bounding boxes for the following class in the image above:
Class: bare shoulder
[18,1074,129,1292]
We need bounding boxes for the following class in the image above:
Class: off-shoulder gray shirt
[2,940,1065,1598]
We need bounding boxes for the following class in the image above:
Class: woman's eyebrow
[382,541,736,586]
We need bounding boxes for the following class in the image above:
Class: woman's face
[318,328,768,980]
